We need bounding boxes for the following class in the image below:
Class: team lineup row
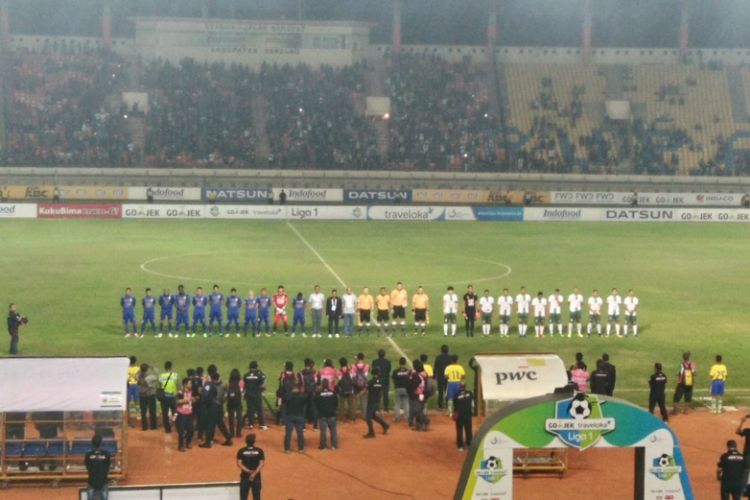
[119,283,640,338]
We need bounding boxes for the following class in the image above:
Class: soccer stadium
[1,1,749,499]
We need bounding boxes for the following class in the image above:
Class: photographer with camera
[7,303,27,355]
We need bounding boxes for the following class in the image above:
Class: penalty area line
[285,222,411,361]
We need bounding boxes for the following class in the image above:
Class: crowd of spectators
[385,53,504,171]
[4,42,134,166]
[260,62,379,169]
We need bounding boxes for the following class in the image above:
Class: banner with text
[550,191,745,207]
[525,207,750,222]
[273,188,343,203]
[344,189,412,203]
[38,203,122,219]
[473,206,524,221]
[123,204,206,219]
[367,206,446,221]
[56,185,128,200]
[413,189,550,205]
[203,188,273,203]
[0,185,54,200]
[129,187,202,202]
[0,203,38,218]
[473,354,568,402]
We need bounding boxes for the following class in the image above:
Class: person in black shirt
[363,367,390,438]
[237,433,265,500]
[648,363,668,422]
[283,382,306,453]
[372,349,392,412]
[391,357,411,423]
[602,353,616,396]
[462,286,477,337]
[314,381,339,450]
[735,415,750,489]
[590,359,611,395]
[718,439,746,500]
[7,303,24,355]
[85,435,111,500]
[244,361,268,430]
[453,384,473,451]
[434,345,452,410]
[326,289,343,337]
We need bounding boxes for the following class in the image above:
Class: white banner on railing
[0,203,37,218]
[550,191,745,207]
[128,187,202,201]
[526,207,750,222]
[367,206,446,221]
[0,357,129,412]
[473,354,568,402]
[123,204,206,219]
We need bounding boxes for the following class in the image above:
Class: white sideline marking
[286,222,411,361]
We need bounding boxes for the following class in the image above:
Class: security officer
[453,383,473,451]
[363,367,390,438]
[372,349,392,412]
[648,363,668,422]
[717,439,746,500]
[237,433,265,500]
[590,359,611,395]
[244,361,268,430]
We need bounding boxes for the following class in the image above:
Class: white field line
[286,222,411,361]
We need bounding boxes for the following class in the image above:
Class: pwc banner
[37,203,122,219]
[472,353,568,402]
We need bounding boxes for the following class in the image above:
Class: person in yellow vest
[710,354,728,415]
[127,356,140,425]
[357,287,374,335]
[412,286,429,336]
[444,355,466,417]
[375,288,391,337]
[390,282,408,336]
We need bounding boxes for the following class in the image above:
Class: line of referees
[119,285,640,332]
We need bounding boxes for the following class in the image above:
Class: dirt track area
[3,408,738,499]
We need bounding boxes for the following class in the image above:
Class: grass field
[2,219,749,407]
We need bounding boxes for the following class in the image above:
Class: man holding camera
[7,303,26,355]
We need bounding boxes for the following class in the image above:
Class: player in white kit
[531,291,547,337]
[497,288,513,336]
[478,289,495,336]
[547,288,564,337]
[606,288,623,337]
[567,287,584,338]
[515,286,531,337]
[623,289,639,337]
[587,289,603,337]
[442,286,459,336]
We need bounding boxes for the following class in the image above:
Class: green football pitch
[2,219,748,407]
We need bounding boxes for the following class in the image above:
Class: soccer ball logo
[568,393,592,420]
[657,454,671,467]
[476,456,505,484]
[650,453,680,481]
[485,456,499,470]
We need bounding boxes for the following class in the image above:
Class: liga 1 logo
[475,455,507,484]
[544,393,616,450]
[649,453,682,481]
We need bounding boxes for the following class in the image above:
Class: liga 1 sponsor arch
[454,393,693,500]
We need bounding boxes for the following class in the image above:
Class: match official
[7,303,25,355]
[237,433,265,500]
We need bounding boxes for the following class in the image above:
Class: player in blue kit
[141,288,157,337]
[243,290,258,337]
[192,287,209,337]
[174,285,191,337]
[159,288,174,338]
[291,292,307,338]
[256,288,271,337]
[121,288,137,337]
[225,288,242,337]
[209,284,225,336]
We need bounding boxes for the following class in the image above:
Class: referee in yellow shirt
[444,355,466,417]
[375,288,391,336]
[390,282,408,336]
[357,287,374,335]
[412,286,429,336]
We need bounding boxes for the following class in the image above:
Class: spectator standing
[315,382,339,450]
[372,349,392,412]
[137,363,158,430]
[176,378,194,452]
[408,360,430,432]
[243,361,268,430]
[226,369,244,438]
[590,360,611,395]
[84,435,111,500]
[648,362,668,422]
[673,352,696,415]
[342,287,357,337]
[319,358,337,391]
[453,383,473,451]
[337,358,356,421]
[352,353,370,418]
[363,367,390,438]
[601,353,616,396]
[308,285,325,338]
[570,361,589,392]
[434,345,452,410]
[392,357,411,423]
[300,358,319,430]
[283,383,306,453]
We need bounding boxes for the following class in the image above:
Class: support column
[679,0,689,61]
[487,0,497,62]
[392,0,402,55]
[582,0,592,63]
[101,0,112,48]
[202,0,209,19]
[0,0,10,46]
